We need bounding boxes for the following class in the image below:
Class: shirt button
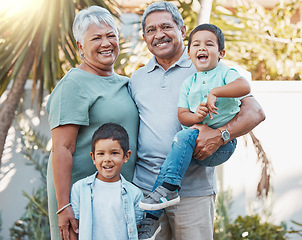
[204,95,207,98]
[203,81,205,84]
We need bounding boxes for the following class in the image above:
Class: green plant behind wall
[288,220,302,237]
[227,215,288,240]
[214,190,290,240]
[9,113,50,240]
[214,190,234,240]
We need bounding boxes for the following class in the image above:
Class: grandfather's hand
[190,124,223,160]
[58,206,78,240]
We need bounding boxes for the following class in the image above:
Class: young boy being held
[139,24,251,214]
[69,123,144,240]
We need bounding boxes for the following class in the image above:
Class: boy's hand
[194,102,208,122]
[206,92,219,119]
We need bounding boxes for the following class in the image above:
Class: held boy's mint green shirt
[178,62,242,129]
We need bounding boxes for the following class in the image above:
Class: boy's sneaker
[139,185,180,211]
[138,218,161,240]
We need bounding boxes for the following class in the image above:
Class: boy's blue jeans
[154,128,237,189]
[148,128,237,218]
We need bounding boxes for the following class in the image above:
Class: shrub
[214,190,288,240]
[226,215,287,240]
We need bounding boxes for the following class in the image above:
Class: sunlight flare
[0,0,42,18]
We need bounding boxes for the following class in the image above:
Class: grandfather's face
[143,11,186,62]
[77,22,119,73]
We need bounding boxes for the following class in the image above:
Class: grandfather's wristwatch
[218,128,230,143]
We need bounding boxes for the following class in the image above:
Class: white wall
[220,81,302,239]
[0,81,302,239]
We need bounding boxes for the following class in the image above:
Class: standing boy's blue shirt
[178,62,242,129]
[70,172,144,240]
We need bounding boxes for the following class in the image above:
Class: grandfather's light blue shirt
[70,172,144,240]
[129,49,217,197]
[178,63,242,129]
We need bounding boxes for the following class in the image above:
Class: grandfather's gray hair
[141,1,184,34]
[72,5,118,44]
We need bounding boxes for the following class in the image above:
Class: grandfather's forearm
[223,95,265,140]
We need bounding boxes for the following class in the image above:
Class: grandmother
[46,6,139,239]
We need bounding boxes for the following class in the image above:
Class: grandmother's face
[78,22,119,71]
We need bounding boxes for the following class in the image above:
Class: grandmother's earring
[80,52,84,59]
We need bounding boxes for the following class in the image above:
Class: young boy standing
[139,24,250,218]
[69,123,144,240]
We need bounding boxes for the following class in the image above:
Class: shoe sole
[140,225,162,240]
[139,196,180,210]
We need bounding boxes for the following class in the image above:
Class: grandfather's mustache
[152,38,171,46]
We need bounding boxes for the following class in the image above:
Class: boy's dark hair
[188,24,225,51]
[91,123,129,156]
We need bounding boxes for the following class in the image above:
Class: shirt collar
[146,47,193,73]
[197,61,224,76]
[84,171,128,193]
[84,171,98,185]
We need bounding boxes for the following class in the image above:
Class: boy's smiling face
[91,138,130,182]
[188,30,225,72]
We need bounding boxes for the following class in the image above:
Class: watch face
[222,130,230,141]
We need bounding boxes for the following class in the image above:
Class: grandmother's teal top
[46,68,139,239]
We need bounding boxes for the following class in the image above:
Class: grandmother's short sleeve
[46,76,90,130]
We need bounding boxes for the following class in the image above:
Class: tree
[210,0,302,80]
[172,0,302,80]
[0,0,121,164]
[198,0,213,24]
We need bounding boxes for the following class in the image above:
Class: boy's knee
[173,129,198,144]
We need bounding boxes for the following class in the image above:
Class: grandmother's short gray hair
[72,6,118,44]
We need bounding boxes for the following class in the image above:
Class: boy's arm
[207,77,251,118]
[210,77,251,98]
[69,182,80,238]
[135,189,145,227]
[178,102,208,127]
[69,220,79,240]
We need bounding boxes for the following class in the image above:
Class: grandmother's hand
[190,124,223,160]
[58,206,78,240]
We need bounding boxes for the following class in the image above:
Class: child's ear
[219,49,226,59]
[187,49,191,60]
[90,152,96,164]
[123,150,131,164]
